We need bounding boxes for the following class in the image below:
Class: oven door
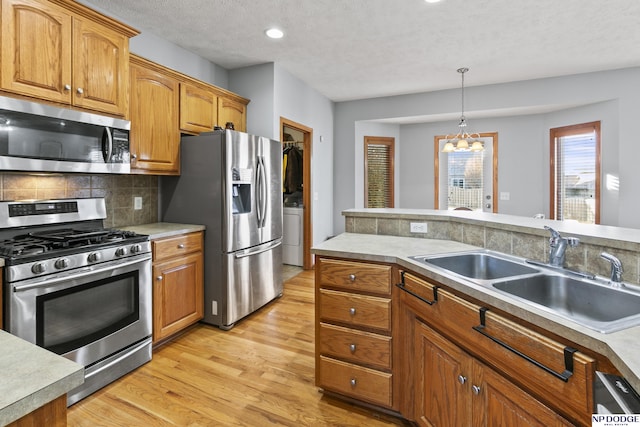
[7,254,151,368]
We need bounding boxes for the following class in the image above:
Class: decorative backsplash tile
[0,173,158,228]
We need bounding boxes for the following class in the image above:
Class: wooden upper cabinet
[72,17,129,116]
[1,0,72,104]
[180,82,217,134]
[0,0,137,116]
[218,96,246,132]
[129,59,180,174]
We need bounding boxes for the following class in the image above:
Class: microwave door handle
[102,127,113,163]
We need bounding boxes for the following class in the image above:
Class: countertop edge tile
[120,222,205,240]
[0,331,84,426]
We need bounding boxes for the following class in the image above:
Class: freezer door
[222,239,283,327]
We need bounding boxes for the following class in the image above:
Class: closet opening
[280,117,313,270]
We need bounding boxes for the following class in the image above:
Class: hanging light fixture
[442,67,484,153]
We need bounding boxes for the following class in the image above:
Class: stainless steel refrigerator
[161,129,283,329]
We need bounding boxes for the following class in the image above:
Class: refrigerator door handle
[257,156,267,228]
[234,239,282,259]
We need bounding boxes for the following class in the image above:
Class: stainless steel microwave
[0,96,131,174]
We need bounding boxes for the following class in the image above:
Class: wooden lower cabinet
[315,257,397,410]
[6,394,67,427]
[152,231,204,344]
[414,319,574,427]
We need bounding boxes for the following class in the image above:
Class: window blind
[365,137,394,208]
[555,132,596,223]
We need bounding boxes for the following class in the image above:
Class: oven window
[36,272,139,355]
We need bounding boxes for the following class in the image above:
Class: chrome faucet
[544,226,580,267]
[600,252,623,285]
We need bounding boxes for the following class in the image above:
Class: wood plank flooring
[67,270,408,426]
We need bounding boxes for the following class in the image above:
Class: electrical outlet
[500,192,510,201]
[134,196,143,210]
[410,222,428,233]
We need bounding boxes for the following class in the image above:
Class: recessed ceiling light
[425,0,441,3]
[265,28,284,39]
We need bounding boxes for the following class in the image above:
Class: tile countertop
[312,232,640,393]
[120,222,205,240]
[0,331,84,426]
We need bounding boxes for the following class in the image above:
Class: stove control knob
[130,244,142,254]
[54,258,69,269]
[88,252,102,263]
[115,247,128,257]
[31,263,47,274]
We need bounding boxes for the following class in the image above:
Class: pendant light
[442,68,484,153]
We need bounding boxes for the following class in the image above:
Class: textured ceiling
[85,0,640,102]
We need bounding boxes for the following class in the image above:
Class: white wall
[335,68,640,233]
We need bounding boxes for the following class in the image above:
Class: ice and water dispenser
[231,167,251,214]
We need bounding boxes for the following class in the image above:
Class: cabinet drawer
[319,259,392,295]
[319,289,391,332]
[319,356,392,408]
[319,323,391,370]
[153,232,203,261]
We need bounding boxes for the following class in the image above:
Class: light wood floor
[67,270,408,426]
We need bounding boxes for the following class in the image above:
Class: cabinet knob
[349,307,356,316]
[472,385,481,395]
[349,344,356,353]
[458,375,467,385]
[156,276,163,281]
[77,87,84,95]
[178,244,185,249]
[131,153,137,160]
[64,84,71,91]
[349,274,356,282]
[350,378,357,387]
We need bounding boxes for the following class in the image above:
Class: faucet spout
[544,226,580,267]
[601,252,623,285]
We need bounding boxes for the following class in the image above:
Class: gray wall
[335,68,640,234]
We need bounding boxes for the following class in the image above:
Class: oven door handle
[11,255,150,292]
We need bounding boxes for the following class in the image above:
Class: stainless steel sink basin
[493,275,640,333]
[411,251,539,281]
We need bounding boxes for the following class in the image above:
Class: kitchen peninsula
[313,208,640,426]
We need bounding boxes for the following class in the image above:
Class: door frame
[433,132,498,212]
[280,117,313,270]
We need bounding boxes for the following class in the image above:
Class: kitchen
[2,0,640,426]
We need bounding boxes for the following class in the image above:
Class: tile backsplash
[0,173,158,228]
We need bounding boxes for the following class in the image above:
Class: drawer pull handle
[472,307,577,382]
[349,307,356,316]
[178,244,185,249]
[349,344,356,353]
[472,385,481,395]
[458,375,467,385]
[396,271,439,305]
[349,274,356,281]
[350,378,357,387]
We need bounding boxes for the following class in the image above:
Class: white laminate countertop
[120,222,205,240]
[0,331,83,425]
[313,232,640,392]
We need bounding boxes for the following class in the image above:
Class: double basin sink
[410,250,640,333]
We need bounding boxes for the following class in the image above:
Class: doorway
[280,117,313,270]
[434,132,498,212]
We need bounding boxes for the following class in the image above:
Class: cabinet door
[414,319,472,427]
[180,82,217,133]
[153,252,204,343]
[1,0,72,103]
[72,17,128,116]
[473,362,575,427]
[217,96,246,131]
[129,62,180,174]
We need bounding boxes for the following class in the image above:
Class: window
[364,136,394,208]
[550,121,600,224]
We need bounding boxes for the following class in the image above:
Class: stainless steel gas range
[0,198,152,406]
